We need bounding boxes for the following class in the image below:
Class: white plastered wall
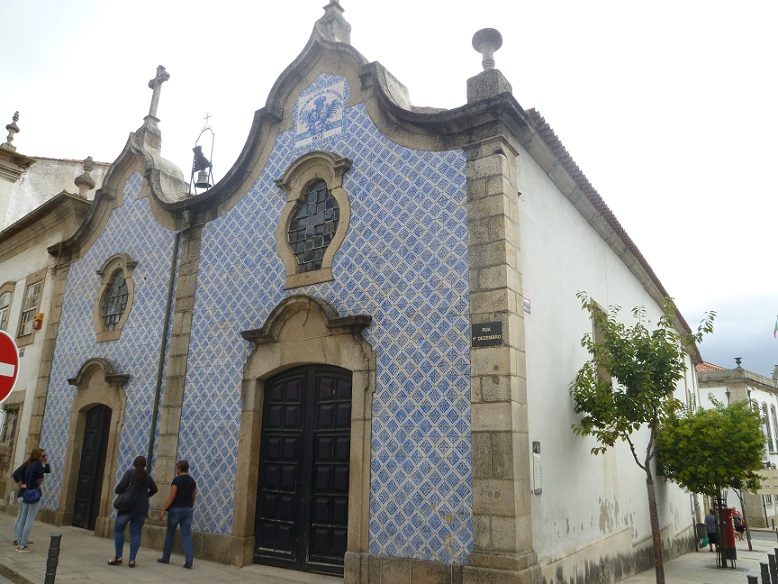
[0,240,59,475]
[516,145,695,577]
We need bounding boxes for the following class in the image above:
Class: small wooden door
[72,405,111,530]
[254,366,351,574]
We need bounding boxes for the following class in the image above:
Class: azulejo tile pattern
[188,73,472,563]
[40,172,177,513]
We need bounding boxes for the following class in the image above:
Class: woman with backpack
[108,455,158,568]
[12,448,50,553]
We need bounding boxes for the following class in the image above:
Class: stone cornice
[0,147,36,178]
[241,295,371,345]
[698,368,778,393]
[67,357,130,387]
[0,192,90,257]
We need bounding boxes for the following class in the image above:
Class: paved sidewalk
[0,519,340,584]
[1,518,776,583]
[619,531,777,584]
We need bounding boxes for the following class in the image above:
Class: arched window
[275,151,352,289]
[771,405,778,453]
[94,254,136,342]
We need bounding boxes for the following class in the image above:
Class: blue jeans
[161,507,193,564]
[16,499,41,547]
[114,513,146,561]
[13,496,23,542]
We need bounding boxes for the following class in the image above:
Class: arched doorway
[58,358,128,536]
[72,404,111,529]
[255,365,352,574]
[234,295,374,581]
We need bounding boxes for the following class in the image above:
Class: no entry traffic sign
[0,331,19,405]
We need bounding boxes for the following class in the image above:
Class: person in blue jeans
[12,448,50,553]
[108,455,158,567]
[157,459,197,568]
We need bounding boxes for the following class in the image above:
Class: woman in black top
[108,456,158,567]
[157,460,197,568]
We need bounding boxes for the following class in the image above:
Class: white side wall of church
[516,145,693,571]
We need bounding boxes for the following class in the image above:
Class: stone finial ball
[472,28,503,54]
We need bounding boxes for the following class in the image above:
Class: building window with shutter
[0,290,12,332]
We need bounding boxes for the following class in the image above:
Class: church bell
[195,169,211,189]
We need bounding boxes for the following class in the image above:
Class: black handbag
[113,471,136,514]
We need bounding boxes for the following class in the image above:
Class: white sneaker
[16,546,31,553]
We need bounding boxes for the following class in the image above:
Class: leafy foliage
[657,399,765,496]
[570,292,715,468]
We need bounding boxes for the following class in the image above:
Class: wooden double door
[72,405,111,530]
[254,365,351,575]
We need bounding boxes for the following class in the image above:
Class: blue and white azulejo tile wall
[40,172,177,511]
[186,73,473,563]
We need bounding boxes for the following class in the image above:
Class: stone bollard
[43,534,61,584]
[762,562,771,584]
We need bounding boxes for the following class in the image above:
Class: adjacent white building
[697,361,778,528]
[0,115,107,503]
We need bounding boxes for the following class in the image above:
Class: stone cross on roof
[147,65,170,119]
[138,66,170,150]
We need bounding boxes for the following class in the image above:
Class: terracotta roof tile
[696,361,725,372]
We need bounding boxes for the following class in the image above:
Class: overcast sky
[2,1,776,376]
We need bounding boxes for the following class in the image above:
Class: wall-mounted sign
[532,441,542,495]
[471,322,503,347]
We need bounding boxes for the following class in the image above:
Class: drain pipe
[146,210,189,469]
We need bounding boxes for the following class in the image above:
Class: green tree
[656,399,765,556]
[570,292,714,584]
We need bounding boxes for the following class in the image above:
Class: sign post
[0,330,19,405]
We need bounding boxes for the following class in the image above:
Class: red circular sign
[0,330,19,404]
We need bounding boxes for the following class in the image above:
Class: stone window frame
[591,301,612,386]
[94,253,137,343]
[0,282,15,332]
[275,151,352,289]
[16,268,46,347]
[763,402,774,453]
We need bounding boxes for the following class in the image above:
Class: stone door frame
[57,358,128,536]
[234,295,374,582]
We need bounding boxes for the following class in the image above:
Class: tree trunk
[645,467,666,584]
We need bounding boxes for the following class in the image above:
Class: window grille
[102,270,128,332]
[287,180,339,273]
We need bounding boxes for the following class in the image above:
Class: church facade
[25,3,703,583]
